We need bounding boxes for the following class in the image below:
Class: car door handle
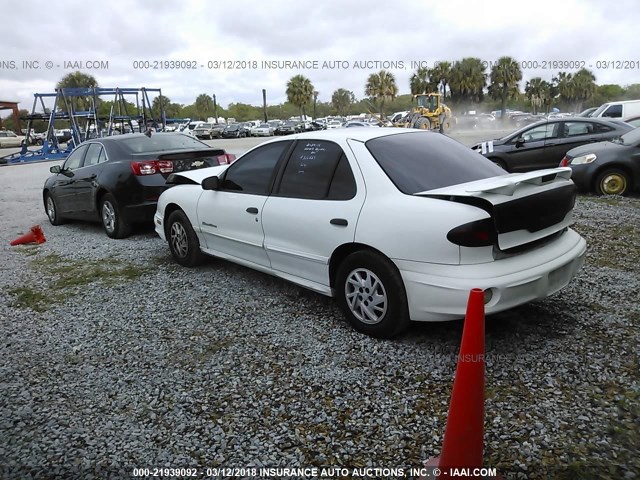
[246,207,259,214]
[330,218,348,226]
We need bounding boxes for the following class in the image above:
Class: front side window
[521,122,559,142]
[220,141,291,195]
[63,145,89,170]
[83,143,106,166]
[602,104,622,118]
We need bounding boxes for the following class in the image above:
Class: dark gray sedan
[471,118,632,172]
[561,127,640,196]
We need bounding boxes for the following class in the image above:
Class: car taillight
[447,218,496,247]
[560,156,569,167]
[216,153,236,164]
[130,160,174,175]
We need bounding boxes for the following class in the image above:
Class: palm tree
[194,94,214,120]
[553,72,574,111]
[410,67,430,95]
[570,68,597,112]
[331,88,356,116]
[488,56,523,121]
[365,70,398,116]
[286,75,315,120]
[449,58,487,105]
[524,77,551,114]
[56,71,99,111]
[430,61,452,98]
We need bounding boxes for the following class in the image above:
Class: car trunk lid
[415,168,577,251]
[130,148,235,178]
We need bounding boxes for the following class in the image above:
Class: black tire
[44,192,65,226]
[413,117,431,130]
[100,193,131,239]
[166,210,204,267]
[488,158,508,171]
[335,250,410,338]
[595,168,631,196]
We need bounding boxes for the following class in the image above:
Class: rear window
[365,132,505,194]
[120,134,208,153]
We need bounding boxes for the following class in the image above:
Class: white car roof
[275,127,430,142]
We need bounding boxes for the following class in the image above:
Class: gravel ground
[0,140,638,479]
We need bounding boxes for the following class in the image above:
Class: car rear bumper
[395,229,587,321]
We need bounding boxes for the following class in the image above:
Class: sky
[1,0,639,117]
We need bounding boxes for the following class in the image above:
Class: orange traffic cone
[424,288,502,479]
[10,225,46,246]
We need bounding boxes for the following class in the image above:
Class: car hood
[167,164,230,184]
[567,140,626,157]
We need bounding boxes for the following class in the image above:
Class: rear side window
[277,141,356,200]
[594,123,613,133]
[366,132,504,194]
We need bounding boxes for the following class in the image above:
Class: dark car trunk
[131,148,229,178]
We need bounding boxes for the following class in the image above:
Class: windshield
[259,124,269,128]
[227,125,238,130]
[591,104,609,117]
[366,132,505,194]
[120,134,208,153]
[620,127,640,145]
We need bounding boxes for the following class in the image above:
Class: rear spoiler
[465,168,572,196]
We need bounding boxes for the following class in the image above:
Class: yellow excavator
[395,93,455,133]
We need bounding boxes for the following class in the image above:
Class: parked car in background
[193,123,221,140]
[590,99,640,120]
[184,121,206,136]
[578,107,598,117]
[154,128,585,338]
[326,120,343,129]
[251,123,275,137]
[268,120,282,130]
[275,120,303,135]
[623,116,640,128]
[42,133,235,238]
[561,127,640,196]
[0,130,26,148]
[343,121,376,128]
[472,118,633,172]
[222,124,249,138]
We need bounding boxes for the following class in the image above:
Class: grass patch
[8,287,51,312]
[8,254,150,312]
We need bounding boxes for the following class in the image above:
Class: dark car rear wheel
[100,193,131,239]
[335,250,410,338]
[595,168,631,196]
[45,193,65,226]
[166,210,203,267]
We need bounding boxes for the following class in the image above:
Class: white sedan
[154,129,586,338]
[250,123,275,137]
[0,130,26,148]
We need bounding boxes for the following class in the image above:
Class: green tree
[331,88,356,116]
[570,68,597,112]
[56,71,99,111]
[488,56,522,121]
[524,77,551,114]
[553,72,574,111]
[286,74,315,119]
[448,58,487,105]
[430,61,452,98]
[623,84,640,99]
[409,67,431,95]
[195,94,214,120]
[365,70,398,116]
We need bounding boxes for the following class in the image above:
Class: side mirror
[50,165,61,174]
[515,137,525,147]
[202,176,220,191]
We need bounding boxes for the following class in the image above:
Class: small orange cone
[10,225,46,246]
[423,288,502,479]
